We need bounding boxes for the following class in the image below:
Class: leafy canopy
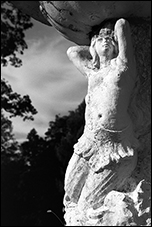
[1,1,37,121]
[1,78,37,121]
[1,1,33,67]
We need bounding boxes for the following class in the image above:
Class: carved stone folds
[63,20,151,226]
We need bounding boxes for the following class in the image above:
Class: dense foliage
[1,111,19,165]
[1,1,33,67]
[1,1,36,164]
[1,78,37,121]
[1,0,37,164]
[1,101,85,226]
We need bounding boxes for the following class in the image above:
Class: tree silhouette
[20,128,45,166]
[1,1,33,67]
[1,98,86,226]
[45,100,85,188]
[1,2,40,226]
[1,2,86,226]
[1,110,20,165]
[1,1,37,121]
[18,128,64,226]
[1,78,37,121]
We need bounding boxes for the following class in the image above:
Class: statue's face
[95,36,115,58]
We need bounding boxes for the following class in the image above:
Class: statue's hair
[91,28,115,43]
[89,28,118,69]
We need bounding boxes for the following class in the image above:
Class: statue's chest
[88,73,104,90]
[88,68,121,91]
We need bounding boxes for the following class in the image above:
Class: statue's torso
[85,63,134,131]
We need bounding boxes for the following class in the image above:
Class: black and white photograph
[1,1,151,226]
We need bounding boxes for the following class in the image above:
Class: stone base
[64,180,151,226]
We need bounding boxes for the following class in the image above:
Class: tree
[17,128,64,226]
[1,0,37,121]
[1,1,37,120]
[1,3,40,225]
[1,78,37,121]
[1,110,19,165]
[1,2,85,225]
[20,128,45,166]
[1,1,33,67]
[45,100,85,178]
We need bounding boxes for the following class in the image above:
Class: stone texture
[86,180,151,226]
[63,19,151,226]
[11,1,151,45]
[39,1,151,45]
[64,180,151,226]
[11,1,50,26]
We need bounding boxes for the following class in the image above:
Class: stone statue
[63,18,141,226]
[10,2,151,226]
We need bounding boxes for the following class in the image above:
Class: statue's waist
[83,124,131,141]
[85,110,130,132]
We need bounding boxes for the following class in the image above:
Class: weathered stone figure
[10,2,151,226]
[63,18,141,226]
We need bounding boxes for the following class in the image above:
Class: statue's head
[89,28,118,69]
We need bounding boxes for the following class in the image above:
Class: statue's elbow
[67,46,78,59]
[115,18,130,31]
[67,47,73,57]
[117,18,128,25]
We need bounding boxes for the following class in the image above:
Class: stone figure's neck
[99,56,111,68]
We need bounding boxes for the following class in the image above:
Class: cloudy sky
[2,19,88,142]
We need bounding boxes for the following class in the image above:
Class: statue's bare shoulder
[67,46,93,77]
[67,19,136,81]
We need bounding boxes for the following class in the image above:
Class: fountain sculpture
[11,1,151,226]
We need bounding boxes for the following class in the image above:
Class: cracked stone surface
[11,1,151,45]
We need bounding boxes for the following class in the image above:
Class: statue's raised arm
[67,46,92,77]
[114,18,135,65]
